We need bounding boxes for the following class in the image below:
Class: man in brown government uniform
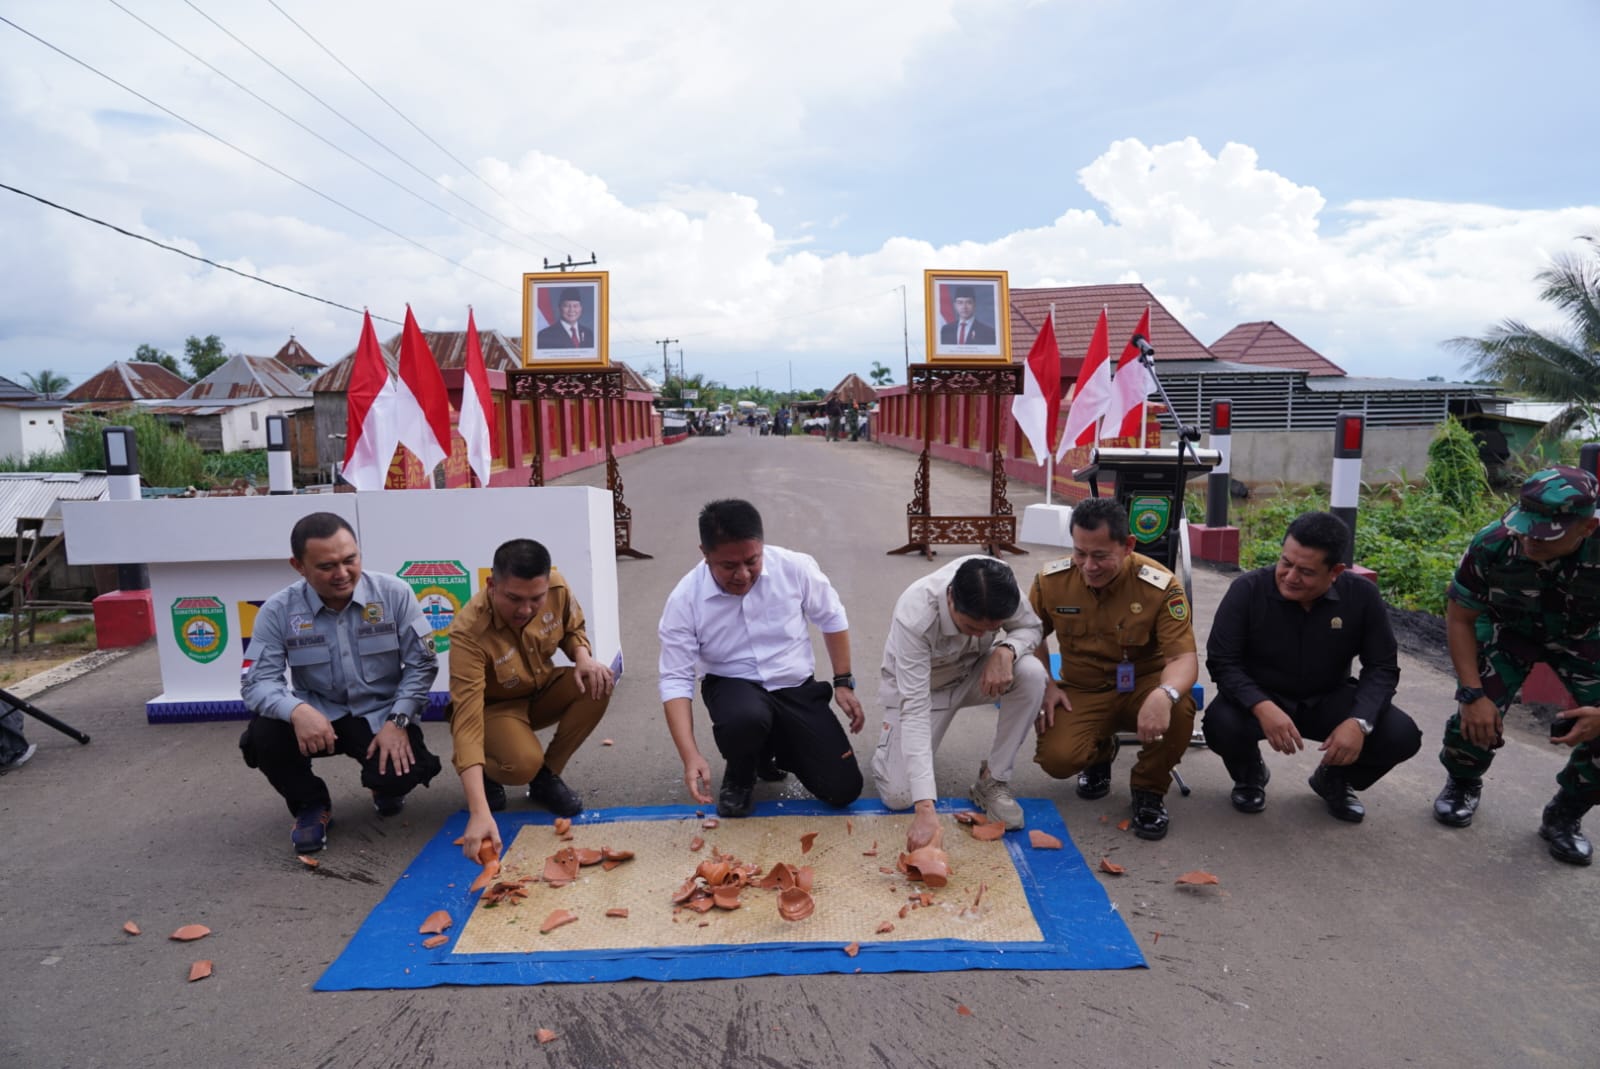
[1029,497,1199,839]
[448,538,614,859]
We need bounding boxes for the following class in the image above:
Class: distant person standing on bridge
[825,397,844,442]
[1433,466,1600,865]
[447,538,613,860]
[659,499,865,818]
[239,512,443,854]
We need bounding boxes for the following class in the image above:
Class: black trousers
[1202,682,1422,792]
[701,674,863,807]
[240,714,443,816]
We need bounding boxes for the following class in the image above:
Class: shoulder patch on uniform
[1137,563,1172,589]
[1041,558,1073,576]
[1167,597,1189,622]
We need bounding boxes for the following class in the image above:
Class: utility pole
[678,348,686,385]
[900,283,910,384]
[656,338,679,384]
[544,253,598,272]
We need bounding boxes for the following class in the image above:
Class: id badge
[1115,659,1135,693]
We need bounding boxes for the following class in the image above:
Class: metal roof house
[139,355,311,453]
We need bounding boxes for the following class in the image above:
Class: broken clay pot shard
[897,847,952,888]
[1175,870,1220,886]
[799,831,818,854]
[476,839,500,865]
[843,942,860,957]
[552,817,572,836]
[539,909,579,934]
[969,821,1006,842]
[187,960,213,982]
[169,925,212,942]
[876,921,895,934]
[122,921,141,936]
[777,887,815,921]
[421,935,449,949]
[689,836,706,852]
[1028,830,1063,850]
[536,1028,558,1044]
[605,907,629,919]
[418,911,453,935]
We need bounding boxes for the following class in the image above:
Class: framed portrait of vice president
[924,269,1011,364]
[522,271,609,369]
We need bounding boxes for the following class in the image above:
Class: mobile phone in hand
[1550,715,1578,739]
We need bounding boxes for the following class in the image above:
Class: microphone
[1131,333,1156,358]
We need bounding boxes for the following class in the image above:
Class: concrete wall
[0,408,66,461]
[1175,426,1437,487]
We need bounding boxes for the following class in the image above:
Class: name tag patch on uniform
[286,634,327,649]
[1054,606,1080,615]
[357,622,397,637]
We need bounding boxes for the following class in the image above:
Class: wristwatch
[995,640,1021,660]
[1454,685,1486,704]
[1352,718,1374,736]
[1157,684,1181,705]
[385,711,412,730]
[831,673,857,690]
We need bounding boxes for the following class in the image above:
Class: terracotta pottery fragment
[122,921,141,936]
[862,841,878,857]
[689,836,705,852]
[1028,830,1063,850]
[536,1028,558,1044]
[539,909,578,934]
[970,822,1006,842]
[600,847,634,862]
[1116,818,1132,831]
[702,818,720,829]
[899,847,951,887]
[712,886,743,910]
[755,863,797,891]
[879,866,896,875]
[971,882,987,909]
[481,880,533,906]
[777,887,815,921]
[601,738,615,746]
[1175,870,1220,886]
[696,860,732,886]
[846,819,854,835]
[421,935,449,949]
[169,925,211,942]
[956,1004,973,1017]
[553,818,572,836]
[800,831,818,854]
[670,877,701,904]
[876,921,895,934]
[469,864,500,894]
[843,942,860,957]
[418,911,453,935]
[953,811,982,826]
[476,839,499,866]
[917,892,934,908]
[543,848,580,886]
[796,866,815,891]
[187,960,213,982]
[605,908,629,919]
[898,904,910,919]
[1099,858,1126,875]
[573,848,604,867]
[685,895,717,914]
[601,859,625,872]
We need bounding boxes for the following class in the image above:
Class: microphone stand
[1131,334,1203,523]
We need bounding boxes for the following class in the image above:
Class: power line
[265,0,586,252]
[0,180,400,324]
[107,0,550,260]
[0,12,516,294]
[179,0,571,257]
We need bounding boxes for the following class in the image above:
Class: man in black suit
[939,285,996,346]
[536,288,595,350]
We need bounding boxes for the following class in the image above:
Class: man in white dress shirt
[659,499,866,817]
[876,555,1046,849]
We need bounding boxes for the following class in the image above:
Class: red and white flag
[1011,308,1062,465]
[393,305,454,474]
[459,308,496,487]
[341,311,399,491]
[1059,307,1112,455]
[1107,307,1154,442]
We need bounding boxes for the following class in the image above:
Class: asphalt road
[2,430,1592,1069]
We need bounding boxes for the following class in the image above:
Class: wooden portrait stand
[887,363,1026,560]
[508,368,652,560]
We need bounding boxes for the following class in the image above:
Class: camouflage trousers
[1438,626,1600,805]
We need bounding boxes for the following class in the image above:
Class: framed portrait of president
[924,269,1011,364]
[522,271,609,369]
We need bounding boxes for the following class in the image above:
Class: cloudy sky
[3,0,1598,392]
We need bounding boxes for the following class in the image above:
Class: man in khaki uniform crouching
[1030,498,1198,840]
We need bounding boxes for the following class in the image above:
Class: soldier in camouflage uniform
[1434,466,1600,866]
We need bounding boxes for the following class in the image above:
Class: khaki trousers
[483,666,609,785]
[1033,680,1195,796]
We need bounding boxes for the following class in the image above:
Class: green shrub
[0,412,256,489]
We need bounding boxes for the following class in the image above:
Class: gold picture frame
[924,269,1011,364]
[522,271,609,369]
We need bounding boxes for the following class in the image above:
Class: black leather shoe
[483,778,506,813]
[1432,776,1481,828]
[1076,761,1112,800]
[717,780,754,818]
[1308,766,1364,823]
[756,754,789,782]
[527,766,583,818]
[1539,792,1594,866]
[1228,760,1271,814]
[1130,789,1169,840]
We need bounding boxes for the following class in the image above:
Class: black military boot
[1538,792,1594,866]
[1433,776,1482,827]
[1225,756,1270,814]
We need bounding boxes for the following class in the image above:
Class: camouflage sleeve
[1447,534,1491,612]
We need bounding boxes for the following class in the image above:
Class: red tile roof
[64,360,191,402]
[271,336,324,372]
[1208,321,1344,377]
[1008,283,1215,376]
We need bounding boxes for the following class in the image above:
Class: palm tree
[23,370,70,399]
[869,360,895,386]
[1449,235,1600,438]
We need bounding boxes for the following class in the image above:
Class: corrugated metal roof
[0,472,109,537]
[181,355,309,400]
[0,374,38,401]
[140,397,312,416]
[271,336,324,371]
[309,329,523,392]
[64,361,191,402]
[1209,321,1346,377]
[1304,376,1492,394]
[1010,283,1216,377]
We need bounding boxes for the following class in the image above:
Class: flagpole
[1044,302,1056,506]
